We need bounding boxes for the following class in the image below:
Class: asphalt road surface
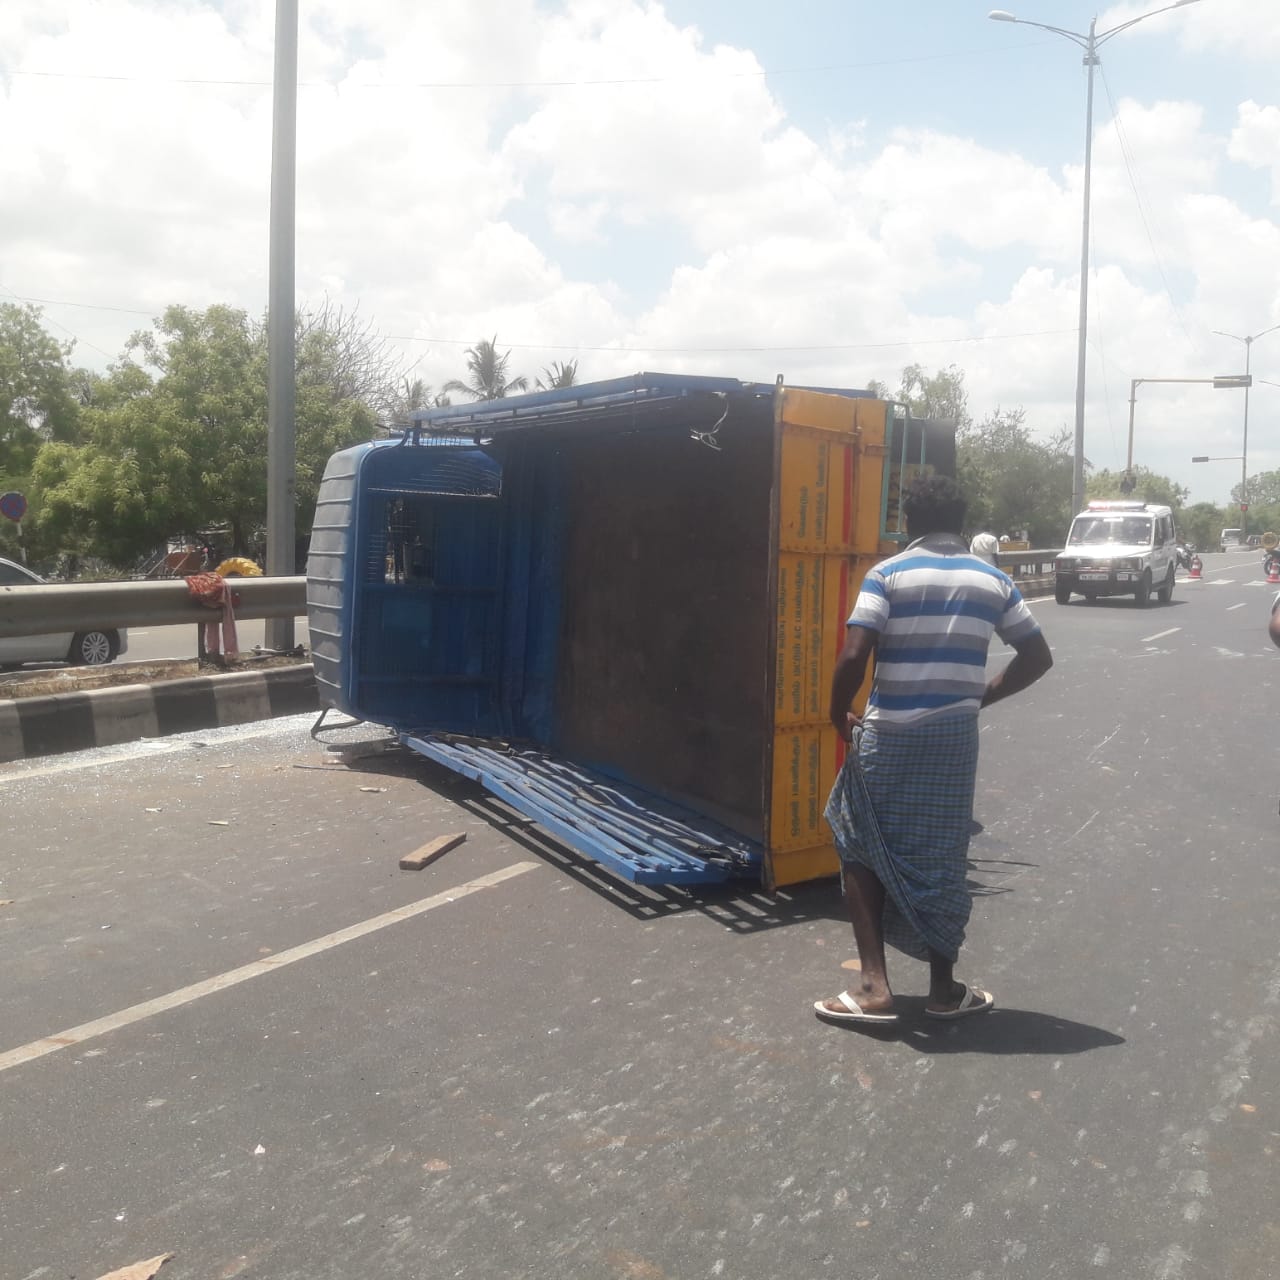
[121,618,311,666]
[2,558,1278,1280]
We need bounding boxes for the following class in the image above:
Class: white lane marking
[1206,579,1236,586]
[1227,603,1247,612]
[1141,627,1181,643]
[0,861,538,1075]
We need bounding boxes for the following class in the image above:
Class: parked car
[0,557,128,668]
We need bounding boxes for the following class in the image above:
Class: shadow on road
[896,1006,1125,1056]
[321,743,1040,932]
[326,744,851,931]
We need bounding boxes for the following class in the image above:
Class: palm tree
[536,359,579,391]
[442,336,530,402]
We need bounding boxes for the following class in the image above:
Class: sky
[2,0,1279,508]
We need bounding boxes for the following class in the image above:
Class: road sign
[0,491,27,523]
[1213,374,1253,389]
[1241,503,1250,512]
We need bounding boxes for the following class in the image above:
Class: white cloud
[1100,1,1280,62]
[0,0,1277,504]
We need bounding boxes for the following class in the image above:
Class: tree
[294,299,407,422]
[1179,501,1226,553]
[0,303,81,563]
[32,303,376,566]
[1087,467,1188,510]
[382,376,451,432]
[957,408,1073,546]
[443,337,530,402]
[871,363,972,430]
[536,359,579,390]
[0,303,79,475]
[1232,469,1280,508]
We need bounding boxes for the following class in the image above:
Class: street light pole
[1213,323,1280,542]
[266,0,298,651]
[989,1,1201,517]
[1072,19,1098,519]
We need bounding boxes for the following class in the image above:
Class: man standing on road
[815,475,1054,1027]
[969,530,999,567]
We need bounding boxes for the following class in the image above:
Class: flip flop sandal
[924,984,995,1020]
[814,990,900,1025]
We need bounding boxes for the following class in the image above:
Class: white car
[1053,500,1179,606]
[0,556,128,668]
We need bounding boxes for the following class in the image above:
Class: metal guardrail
[0,576,306,639]
[995,549,1061,579]
[0,554,1063,643]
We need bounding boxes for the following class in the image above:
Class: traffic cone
[1188,555,1202,580]
[1268,561,1279,585]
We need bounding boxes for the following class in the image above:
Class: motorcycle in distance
[1262,533,1280,579]
[1176,542,1194,572]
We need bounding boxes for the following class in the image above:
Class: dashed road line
[0,861,539,1076]
[1227,603,1247,612]
[1141,627,1181,643]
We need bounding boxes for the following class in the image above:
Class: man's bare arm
[981,630,1053,709]
[829,625,878,741]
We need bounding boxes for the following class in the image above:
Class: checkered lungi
[823,715,979,963]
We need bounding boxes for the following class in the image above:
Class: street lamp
[1212,324,1280,541]
[988,1,1202,517]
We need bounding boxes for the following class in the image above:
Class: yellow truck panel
[765,390,896,888]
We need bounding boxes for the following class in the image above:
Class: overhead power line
[1099,64,1193,345]
[10,292,1077,355]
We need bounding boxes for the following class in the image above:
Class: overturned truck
[307,373,955,890]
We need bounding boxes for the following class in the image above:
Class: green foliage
[957,408,1073,546]
[1179,501,1227,553]
[1232,469,1280,508]
[536,359,579,391]
[1087,467,1188,509]
[0,303,82,564]
[31,304,375,566]
[443,336,530,401]
[0,303,79,470]
[883,363,972,429]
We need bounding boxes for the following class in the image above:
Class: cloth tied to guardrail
[185,572,239,657]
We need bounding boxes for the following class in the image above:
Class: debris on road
[0,898,14,907]
[207,820,230,826]
[254,1143,266,1155]
[94,1253,174,1280]
[359,786,387,793]
[399,831,467,871]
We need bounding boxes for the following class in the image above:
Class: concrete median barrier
[0,664,318,764]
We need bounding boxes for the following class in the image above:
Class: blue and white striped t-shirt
[848,534,1042,725]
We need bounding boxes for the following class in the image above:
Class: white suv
[1054,501,1178,606]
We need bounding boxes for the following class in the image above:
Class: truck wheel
[1156,566,1174,603]
[1055,580,1072,605]
[1134,571,1152,607]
